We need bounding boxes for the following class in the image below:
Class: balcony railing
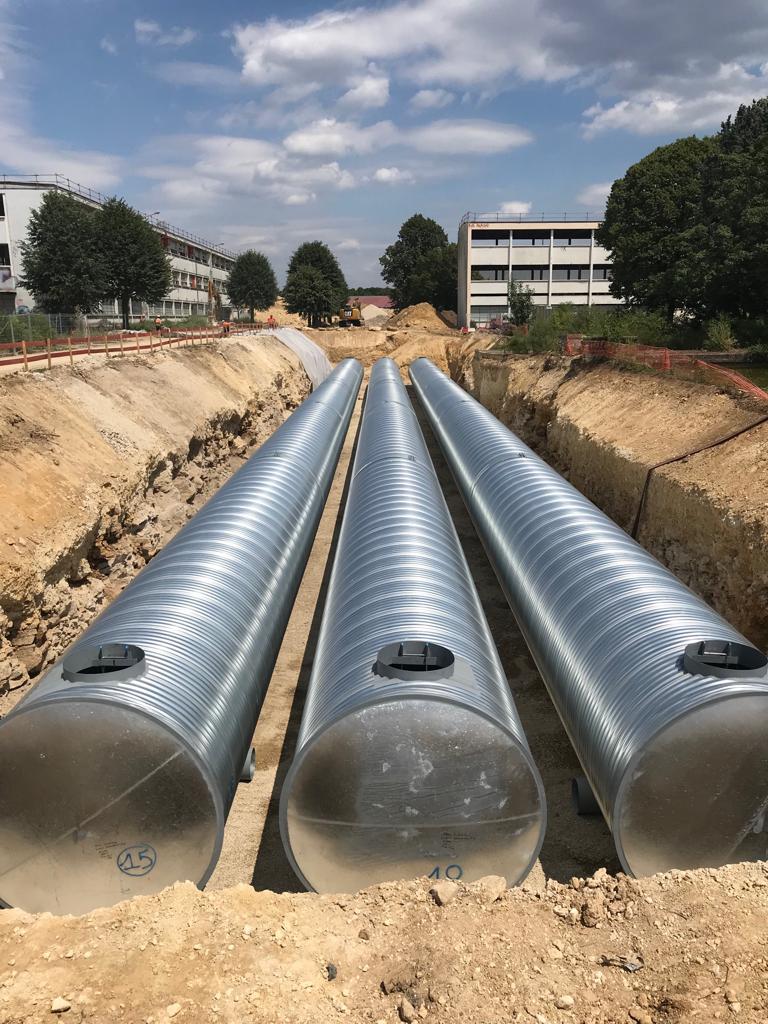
[0,174,237,260]
[460,211,603,225]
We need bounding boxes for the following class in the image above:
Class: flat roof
[461,211,602,227]
[0,174,237,260]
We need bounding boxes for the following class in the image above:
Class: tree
[596,136,714,320]
[507,279,535,326]
[19,192,105,313]
[379,214,457,310]
[699,98,768,320]
[283,265,338,327]
[227,251,278,322]
[287,241,348,313]
[348,286,392,297]
[97,198,172,328]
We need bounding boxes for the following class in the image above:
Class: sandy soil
[2,863,768,1023]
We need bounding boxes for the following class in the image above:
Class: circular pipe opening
[682,640,768,679]
[62,643,146,683]
[375,641,454,681]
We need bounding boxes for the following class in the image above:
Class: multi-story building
[457,212,622,328]
[0,175,236,318]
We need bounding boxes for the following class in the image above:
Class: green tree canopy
[379,214,457,311]
[287,241,348,312]
[596,135,714,320]
[226,250,278,322]
[19,192,105,313]
[283,264,338,327]
[700,98,768,319]
[97,198,172,328]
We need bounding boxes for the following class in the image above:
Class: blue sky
[2,0,768,285]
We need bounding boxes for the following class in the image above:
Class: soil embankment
[470,352,768,647]
[0,336,311,709]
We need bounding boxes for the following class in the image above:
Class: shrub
[703,314,735,351]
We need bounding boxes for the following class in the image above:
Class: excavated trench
[3,339,768,1023]
[1,341,767,892]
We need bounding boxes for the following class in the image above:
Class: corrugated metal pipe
[280,358,545,893]
[0,358,362,914]
[410,357,768,877]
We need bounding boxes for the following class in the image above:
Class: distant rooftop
[0,174,237,259]
[350,295,394,309]
[460,210,603,225]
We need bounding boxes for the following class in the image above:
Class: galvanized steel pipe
[280,358,545,893]
[410,357,768,877]
[0,358,362,913]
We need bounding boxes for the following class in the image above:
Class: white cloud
[100,37,118,57]
[232,1,768,138]
[337,239,362,251]
[582,63,768,137]
[134,19,198,48]
[576,182,612,209]
[407,118,531,154]
[233,1,574,96]
[140,133,357,208]
[340,67,390,108]
[409,88,454,111]
[373,166,414,184]
[283,118,397,155]
[154,62,242,89]
[499,200,532,215]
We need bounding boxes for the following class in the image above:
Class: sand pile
[256,297,307,330]
[387,303,455,332]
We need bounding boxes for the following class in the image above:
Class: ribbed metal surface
[280,358,545,893]
[0,358,362,913]
[410,357,768,877]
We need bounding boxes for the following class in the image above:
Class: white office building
[458,213,622,328]
[0,175,236,318]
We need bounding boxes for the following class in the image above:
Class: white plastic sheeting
[266,327,333,388]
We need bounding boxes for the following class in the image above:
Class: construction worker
[267,314,277,329]
[154,316,163,334]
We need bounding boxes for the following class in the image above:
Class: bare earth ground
[2,327,768,1022]
[3,864,768,1023]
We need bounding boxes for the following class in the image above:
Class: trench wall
[0,338,312,708]
[467,352,768,648]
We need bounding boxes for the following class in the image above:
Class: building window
[470,304,507,324]
[0,194,5,217]
[553,230,592,247]
[511,230,550,247]
[471,266,508,282]
[512,266,549,281]
[0,243,9,265]
[592,265,613,281]
[552,265,590,281]
[471,230,510,247]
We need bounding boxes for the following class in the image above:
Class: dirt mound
[258,297,307,330]
[2,863,767,1023]
[387,302,454,332]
